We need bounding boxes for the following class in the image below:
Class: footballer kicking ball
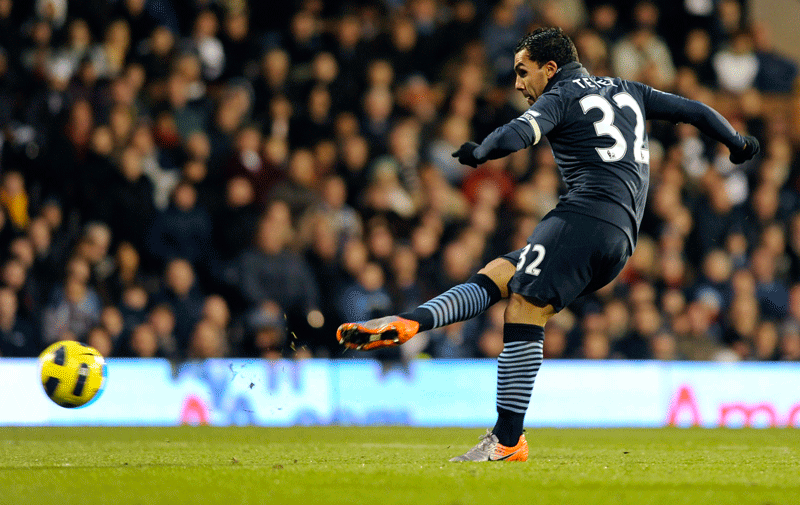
[39,341,107,408]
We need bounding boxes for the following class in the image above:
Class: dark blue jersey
[473,62,747,251]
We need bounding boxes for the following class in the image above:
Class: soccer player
[337,27,759,461]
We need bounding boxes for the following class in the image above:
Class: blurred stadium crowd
[0,0,799,362]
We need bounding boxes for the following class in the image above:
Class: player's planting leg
[450,322,543,462]
[494,325,544,443]
[337,259,513,351]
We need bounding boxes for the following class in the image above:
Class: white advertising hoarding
[2,358,799,427]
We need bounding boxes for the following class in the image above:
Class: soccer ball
[39,340,107,408]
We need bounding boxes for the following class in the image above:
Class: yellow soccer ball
[39,340,107,408]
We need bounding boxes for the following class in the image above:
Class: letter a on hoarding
[666,384,701,427]
[180,395,209,425]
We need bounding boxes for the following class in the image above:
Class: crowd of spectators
[0,0,799,363]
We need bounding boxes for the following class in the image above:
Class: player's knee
[478,258,516,298]
[504,292,555,325]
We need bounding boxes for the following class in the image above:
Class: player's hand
[452,142,481,168]
[729,135,760,164]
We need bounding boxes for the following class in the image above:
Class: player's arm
[453,107,556,168]
[452,123,530,168]
[641,86,760,164]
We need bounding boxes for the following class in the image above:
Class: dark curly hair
[514,27,579,68]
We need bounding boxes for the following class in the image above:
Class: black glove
[452,142,481,168]
[729,135,760,164]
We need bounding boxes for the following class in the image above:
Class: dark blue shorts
[501,210,631,312]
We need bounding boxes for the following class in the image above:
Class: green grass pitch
[1,427,799,505]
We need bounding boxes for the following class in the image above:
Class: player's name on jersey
[572,77,617,89]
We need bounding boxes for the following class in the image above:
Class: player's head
[513,27,579,105]
[514,27,579,68]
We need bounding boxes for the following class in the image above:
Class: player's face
[514,50,556,105]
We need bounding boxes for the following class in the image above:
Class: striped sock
[493,324,544,446]
[399,273,501,332]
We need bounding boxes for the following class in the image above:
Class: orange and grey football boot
[449,431,528,462]
[336,316,420,351]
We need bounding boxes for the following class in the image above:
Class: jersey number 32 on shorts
[516,243,546,276]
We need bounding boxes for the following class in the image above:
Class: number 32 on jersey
[580,92,649,164]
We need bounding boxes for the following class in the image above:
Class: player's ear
[545,61,558,79]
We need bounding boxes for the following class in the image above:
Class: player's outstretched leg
[337,259,514,351]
